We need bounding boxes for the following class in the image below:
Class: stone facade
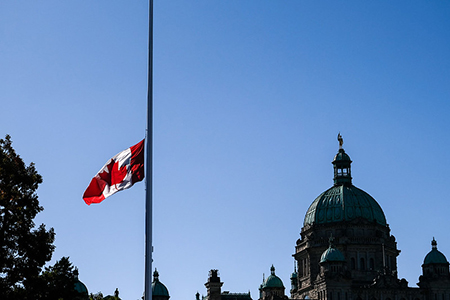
[290,140,450,300]
[199,138,450,300]
[201,270,252,300]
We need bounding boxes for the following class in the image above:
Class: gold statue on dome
[337,133,343,149]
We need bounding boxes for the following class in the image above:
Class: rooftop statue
[337,133,343,149]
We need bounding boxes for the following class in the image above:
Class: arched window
[360,258,365,270]
[369,258,375,270]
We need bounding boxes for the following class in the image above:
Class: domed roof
[262,265,284,289]
[74,278,88,295]
[333,149,351,163]
[304,138,387,227]
[320,241,345,263]
[304,184,386,226]
[424,238,449,265]
[152,269,170,297]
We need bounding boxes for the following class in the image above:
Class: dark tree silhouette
[0,135,55,299]
[40,256,87,300]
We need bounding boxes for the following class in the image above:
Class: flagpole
[145,0,153,299]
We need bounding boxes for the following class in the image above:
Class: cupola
[262,265,284,288]
[152,269,170,300]
[332,133,352,186]
[290,264,298,293]
[259,265,286,300]
[319,237,346,278]
[303,135,387,227]
[420,238,450,281]
[424,238,449,265]
[73,271,89,300]
[320,237,345,263]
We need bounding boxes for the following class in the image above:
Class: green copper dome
[320,243,345,263]
[333,149,351,163]
[424,238,449,265]
[304,139,386,227]
[262,265,284,288]
[74,279,88,296]
[304,184,386,226]
[152,269,170,297]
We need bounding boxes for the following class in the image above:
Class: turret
[332,134,352,186]
[152,269,170,300]
[259,265,286,300]
[319,237,346,277]
[205,270,223,300]
[290,263,298,294]
[421,238,450,279]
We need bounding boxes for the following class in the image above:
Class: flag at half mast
[83,139,145,205]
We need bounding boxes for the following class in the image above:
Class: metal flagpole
[145,0,153,299]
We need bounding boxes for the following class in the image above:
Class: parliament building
[155,137,450,300]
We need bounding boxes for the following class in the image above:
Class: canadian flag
[83,139,145,205]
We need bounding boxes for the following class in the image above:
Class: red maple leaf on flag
[83,139,144,205]
[97,159,128,188]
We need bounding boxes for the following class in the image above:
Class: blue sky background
[1,1,450,300]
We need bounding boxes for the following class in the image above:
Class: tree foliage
[89,289,121,300]
[0,135,55,298]
[40,257,87,300]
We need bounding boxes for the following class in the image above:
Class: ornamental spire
[432,237,437,249]
[328,234,335,248]
[153,268,159,282]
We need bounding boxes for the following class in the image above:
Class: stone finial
[153,268,159,282]
[432,237,437,249]
[328,234,335,247]
[270,265,276,275]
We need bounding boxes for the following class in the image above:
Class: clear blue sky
[1,1,450,300]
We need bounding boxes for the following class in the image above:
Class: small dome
[262,265,284,288]
[74,278,89,296]
[320,244,345,263]
[152,269,170,297]
[424,238,449,265]
[333,149,352,163]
